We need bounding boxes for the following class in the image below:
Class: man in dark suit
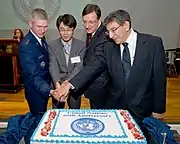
[81,4,109,109]
[48,14,86,109]
[57,9,166,127]
[19,8,56,115]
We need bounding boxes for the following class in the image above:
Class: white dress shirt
[120,29,137,66]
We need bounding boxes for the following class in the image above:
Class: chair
[166,49,177,77]
[174,48,180,75]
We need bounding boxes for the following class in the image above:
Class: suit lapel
[127,33,146,82]
[68,38,76,71]
[87,24,105,48]
[29,31,48,57]
[55,39,68,71]
[113,44,126,86]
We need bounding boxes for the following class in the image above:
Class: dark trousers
[52,96,81,109]
[89,100,96,109]
[89,98,107,109]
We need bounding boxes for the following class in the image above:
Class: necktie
[122,42,131,81]
[41,39,47,50]
[87,33,92,47]
[64,44,70,66]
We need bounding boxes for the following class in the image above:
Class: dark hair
[13,28,24,41]
[82,4,101,20]
[104,9,131,29]
[56,14,77,30]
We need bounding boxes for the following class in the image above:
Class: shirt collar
[61,38,72,47]
[125,28,136,47]
[30,30,42,45]
[91,21,102,36]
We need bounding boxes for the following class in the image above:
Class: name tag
[71,56,81,64]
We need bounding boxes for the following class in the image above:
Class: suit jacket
[83,24,109,108]
[70,32,167,123]
[48,38,85,86]
[19,31,52,115]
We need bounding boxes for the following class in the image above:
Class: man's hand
[152,112,165,120]
[55,80,71,102]
[50,89,59,100]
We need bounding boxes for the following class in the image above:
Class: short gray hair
[104,9,131,28]
[31,8,48,20]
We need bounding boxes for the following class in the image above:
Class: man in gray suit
[48,14,86,109]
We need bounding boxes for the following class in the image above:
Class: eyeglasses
[105,25,121,36]
[82,20,98,26]
[59,28,73,33]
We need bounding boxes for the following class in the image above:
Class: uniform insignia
[25,39,30,44]
[39,55,44,59]
[40,61,46,67]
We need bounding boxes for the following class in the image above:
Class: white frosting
[31,109,147,144]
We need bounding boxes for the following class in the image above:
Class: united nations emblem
[71,118,105,135]
[12,0,61,23]
[40,61,46,67]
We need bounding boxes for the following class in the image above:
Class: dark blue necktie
[122,42,131,80]
[41,39,47,50]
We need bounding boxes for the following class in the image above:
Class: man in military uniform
[19,8,55,115]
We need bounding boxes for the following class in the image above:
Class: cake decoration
[31,109,147,144]
[40,110,57,136]
[71,118,105,135]
[120,110,144,139]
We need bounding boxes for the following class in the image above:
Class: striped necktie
[64,44,70,66]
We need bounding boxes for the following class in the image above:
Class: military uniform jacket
[19,31,52,114]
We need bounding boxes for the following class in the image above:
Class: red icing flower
[120,110,144,140]
[41,128,48,136]
[41,110,57,136]
[133,132,141,139]
[45,124,51,131]
[127,121,135,130]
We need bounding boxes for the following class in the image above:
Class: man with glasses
[81,4,110,109]
[56,9,166,133]
[48,14,85,109]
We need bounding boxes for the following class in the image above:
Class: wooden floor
[0,78,180,123]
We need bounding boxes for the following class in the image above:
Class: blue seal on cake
[71,118,105,135]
